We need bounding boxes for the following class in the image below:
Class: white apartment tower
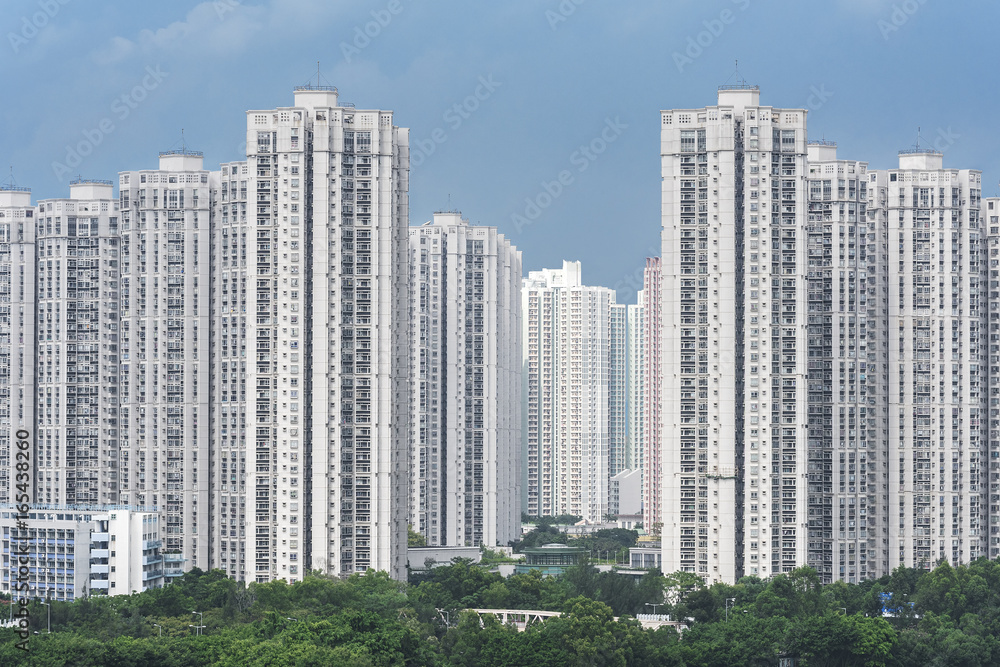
[244,86,410,582]
[1,185,35,505]
[805,143,890,583]
[985,197,1000,561]
[625,295,645,477]
[870,151,986,570]
[210,160,250,580]
[407,211,521,548]
[33,181,122,506]
[661,87,810,583]
[642,258,663,533]
[118,151,214,575]
[609,302,628,478]
[522,261,614,522]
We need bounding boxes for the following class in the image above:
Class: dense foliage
[5,558,1000,665]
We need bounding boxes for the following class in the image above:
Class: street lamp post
[153,623,162,637]
[191,610,205,636]
[645,602,663,617]
[726,598,737,622]
[40,601,50,634]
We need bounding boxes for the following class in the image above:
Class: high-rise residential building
[243,86,410,582]
[985,197,1000,561]
[210,160,250,581]
[118,150,214,578]
[32,181,121,507]
[407,211,521,548]
[1,185,35,505]
[642,258,663,533]
[609,303,628,478]
[522,261,614,523]
[870,151,986,570]
[661,87,810,583]
[804,143,888,583]
[626,294,645,477]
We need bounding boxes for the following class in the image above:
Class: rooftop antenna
[913,127,922,151]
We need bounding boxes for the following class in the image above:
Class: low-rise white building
[0,505,164,601]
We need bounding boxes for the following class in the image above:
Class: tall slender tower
[985,197,1000,561]
[1,185,36,505]
[642,258,663,533]
[870,151,986,570]
[660,87,810,583]
[118,151,214,576]
[244,86,410,582]
[804,143,889,583]
[522,261,614,523]
[625,294,645,477]
[609,302,628,478]
[210,160,250,581]
[408,211,521,547]
[34,181,121,506]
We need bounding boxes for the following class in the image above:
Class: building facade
[33,182,121,507]
[0,505,163,601]
[872,151,986,570]
[1,186,36,507]
[609,302,628,478]
[243,87,410,582]
[210,160,250,581]
[522,261,614,523]
[661,87,810,583]
[804,143,890,583]
[407,211,521,548]
[642,258,663,533]
[118,151,214,578]
[626,294,645,480]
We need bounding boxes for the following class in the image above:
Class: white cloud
[91,1,269,64]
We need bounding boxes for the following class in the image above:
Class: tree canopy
[5,558,1000,665]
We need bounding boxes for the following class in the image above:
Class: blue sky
[2,0,999,302]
